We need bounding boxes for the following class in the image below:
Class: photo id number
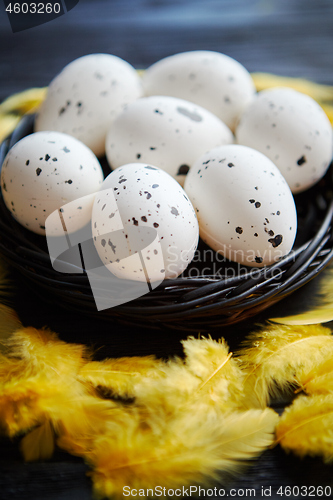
[5,2,61,14]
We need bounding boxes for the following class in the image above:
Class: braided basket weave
[0,112,333,332]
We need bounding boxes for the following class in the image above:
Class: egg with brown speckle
[35,54,143,157]
[142,50,256,131]
[1,131,104,235]
[105,95,233,185]
[91,163,199,282]
[236,87,333,193]
[184,144,297,267]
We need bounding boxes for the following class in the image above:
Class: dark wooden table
[1,0,333,498]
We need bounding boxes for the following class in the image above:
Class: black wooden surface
[1,1,333,499]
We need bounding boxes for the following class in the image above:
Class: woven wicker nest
[0,113,333,332]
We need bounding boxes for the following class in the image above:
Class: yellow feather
[181,336,245,408]
[79,337,245,414]
[56,401,129,458]
[78,355,164,397]
[322,103,333,125]
[182,336,239,379]
[0,326,110,443]
[0,304,22,352]
[5,326,90,376]
[132,341,244,416]
[0,355,117,444]
[275,394,333,462]
[271,260,333,325]
[0,88,47,141]
[131,360,200,416]
[251,73,333,102]
[0,351,35,386]
[298,357,333,395]
[236,323,333,407]
[0,114,21,143]
[20,420,54,462]
[0,256,22,349]
[0,371,49,436]
[0,255,8,283]
[88,408,278,499]
[272,309,333,326]
[0,87,47,115]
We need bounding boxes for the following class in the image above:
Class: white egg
[142,50,256,131]
[1,131,104,235]
[105,96,233,184]
[236,87,333,193]
[35,54,143,157]
[91,163,199,282]
[184,145,297,267]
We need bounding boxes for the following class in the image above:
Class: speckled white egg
[91,163,199,282]
[105,95,233,184]
[1,131,104,235]
[35,54,143,157]
[184,145,297,267]
[236,87,333,193]
[142,51,256,131]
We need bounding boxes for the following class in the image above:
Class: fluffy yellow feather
[271,261,333,325]
[5,326,90,375]
[0,114,21,143]
[1,371,37,434]
[130,337,246,416]
[79,337,246,415]
[0,87,47,142]
[251,72,333,100]
[88,407,278,499]
[130,358,203,416]
[0,304,22,349]
[297,357,333,395]
[0,325,113,450]
[182,336,245,408]
[0,87,47,115]
[323,103,333,124]
[0,352,118,456]
[236,323,333,407]
[56,402,135,459]
[20,419,55,462]
[78,355,165,397]
[275,393,333,462]
[0,257,22,349]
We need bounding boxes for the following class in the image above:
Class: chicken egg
[92,163,199,282]
[35,54,143,157]
[1,131,104,235]
[142,50,256,131]
[184,144,297,267]
[236,87,333,193]
[105,95,233,184]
